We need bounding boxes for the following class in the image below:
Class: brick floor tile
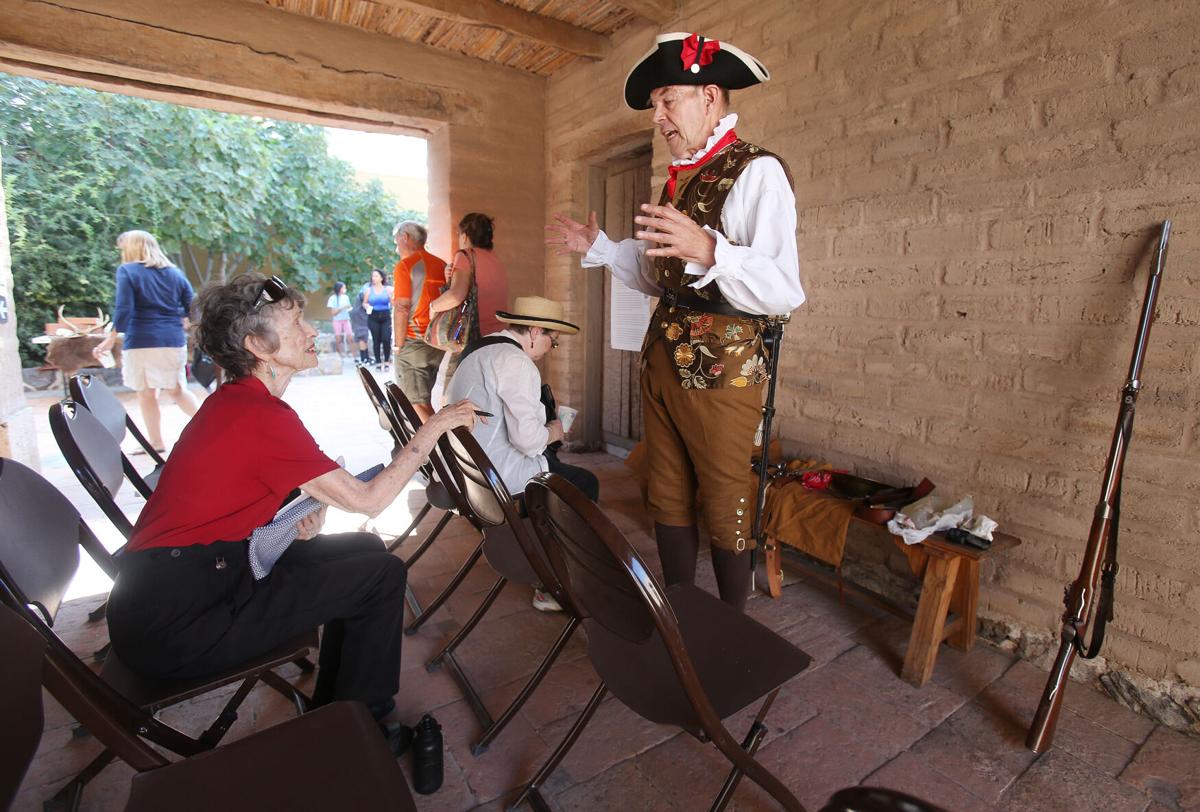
[778,626,859,673]
[909,703,1036,802]
[930,641,1017,700]
[998,748,1151,812]
[638,731,740,806]
[1050,707,1143,778]
[752,712,903,811]
[480,658,600,730]
[1119,726,1200,811]
[555,758,685,812]
[451,610,588,693]
[864,751,999,811]
[543,695,679,785]
[444,577,536,627]
[432,697,551,804]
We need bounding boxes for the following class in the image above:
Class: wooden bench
[763,512,1020,687]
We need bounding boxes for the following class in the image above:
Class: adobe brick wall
[545,0,1200,728]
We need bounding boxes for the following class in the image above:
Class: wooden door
[600,152,652,450]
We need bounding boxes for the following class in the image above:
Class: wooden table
[763,517,1020,687]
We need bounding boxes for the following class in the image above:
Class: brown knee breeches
[640,339,764,552]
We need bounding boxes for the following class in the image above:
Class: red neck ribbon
[666,127,738,199]
[681,34,721,73]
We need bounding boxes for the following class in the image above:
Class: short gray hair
[393,220,427,246]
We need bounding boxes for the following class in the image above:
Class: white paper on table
[609,279,652,352]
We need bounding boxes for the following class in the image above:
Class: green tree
[0,75,422,364]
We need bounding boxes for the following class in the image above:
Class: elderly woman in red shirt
[105,274,477,751]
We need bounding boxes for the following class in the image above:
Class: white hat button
[690,64,700,74]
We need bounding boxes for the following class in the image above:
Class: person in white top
[545,32,804,612]
[446,296,598,612]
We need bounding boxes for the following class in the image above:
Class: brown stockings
[654,523,753,612]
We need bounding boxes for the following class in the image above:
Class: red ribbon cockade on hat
[680,33,721,75]
[666,126,738,199]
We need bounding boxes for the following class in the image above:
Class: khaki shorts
[122,346,188,392]
[394,339,444,406]
[640,338,764,552]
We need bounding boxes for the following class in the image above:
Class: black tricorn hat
[623,32,770,110]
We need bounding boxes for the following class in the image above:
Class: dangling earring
[268,365,277,380]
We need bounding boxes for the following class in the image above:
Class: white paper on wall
[610,280,653,352]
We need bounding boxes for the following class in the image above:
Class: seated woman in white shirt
[446,296,599,505]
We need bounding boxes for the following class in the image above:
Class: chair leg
[87,599,108,623]
[260,668,310,715]
[509,682,607,811]
[399,508,452,566]
[405,536,485,635]
[45,749,116,812]
[386,502,433,553]
[473,615,580,756]
[706,690,805,812]
[711,688,779,812]
[196,675,261,747]
[92,641,111,664]
[428,576,508,672]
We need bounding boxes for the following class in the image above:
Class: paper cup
[557,405,578,434]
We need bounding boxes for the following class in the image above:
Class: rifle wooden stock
[1026,220,1170,753]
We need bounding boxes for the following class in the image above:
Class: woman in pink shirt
[429,212,510,342]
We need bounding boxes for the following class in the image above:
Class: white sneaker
[532,588,563,613]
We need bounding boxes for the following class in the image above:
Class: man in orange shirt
[391,220,447,420]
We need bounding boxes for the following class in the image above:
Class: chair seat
[124,701,416,812]
[586,584,811,733]
[427,480,456,511]
[102,629,318,711]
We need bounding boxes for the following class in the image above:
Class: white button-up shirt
[445,330,550,497]
[582,113,805,316]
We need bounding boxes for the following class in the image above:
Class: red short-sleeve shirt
[125,376,339,552]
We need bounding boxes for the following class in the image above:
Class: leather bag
[424,249,478,353]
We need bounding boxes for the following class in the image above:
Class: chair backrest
[524,473,657,644]
[0,457,87,625]
[441,428,572,605]
[0,584,173,773]
[48,400,137,539]
[356,365,399,440]
[382,382,441,488]
[69,373,167,472]
[0,596,47,810]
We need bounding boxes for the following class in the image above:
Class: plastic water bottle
[411,713,443,795]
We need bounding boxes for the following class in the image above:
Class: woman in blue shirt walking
[361,268,393,371]
[92,230,199,452]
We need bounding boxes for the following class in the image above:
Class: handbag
[424,249,478,353]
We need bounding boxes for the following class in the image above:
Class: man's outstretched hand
[635,203,717,268]
[546,211,600,256]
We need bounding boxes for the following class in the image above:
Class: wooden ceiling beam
[373,0,611,59]
[617,0,680,24]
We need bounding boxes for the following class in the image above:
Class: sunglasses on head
[253,276,288,311]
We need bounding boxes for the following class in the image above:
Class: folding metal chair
[514,473,813,812]
[0,600,418,812]
[50,399,141,540]
[0,457,316,812]
[68,372,163,497]
[414,425,582,755]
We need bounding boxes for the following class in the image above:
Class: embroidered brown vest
[642,139,793,390]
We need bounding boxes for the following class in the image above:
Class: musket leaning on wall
[1025,220,1171,753]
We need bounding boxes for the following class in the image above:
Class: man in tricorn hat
[547,32,805,611]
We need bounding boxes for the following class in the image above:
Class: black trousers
[545,448,600,503]
[107,533,407,706]
[367,310,392,365]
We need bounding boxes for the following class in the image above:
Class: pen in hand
[474,410,493,418]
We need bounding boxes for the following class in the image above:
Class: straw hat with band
[623,32,770,110]
[496,296,580,335]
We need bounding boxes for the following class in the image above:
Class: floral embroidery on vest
[642,140,792,390]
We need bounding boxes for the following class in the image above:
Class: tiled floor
[11,365,1200,811]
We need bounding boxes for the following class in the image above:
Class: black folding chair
[0,600,418,812]
[415,425,581,755]
[0,457,316,811]
[69,372,164,497]
[50,399,140,541]
[514,473,813,811]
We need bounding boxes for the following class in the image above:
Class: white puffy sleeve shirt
[581,156,805,315]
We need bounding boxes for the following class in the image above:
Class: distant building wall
[545,0,1200,729]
